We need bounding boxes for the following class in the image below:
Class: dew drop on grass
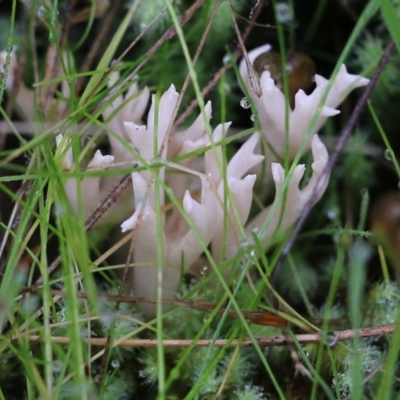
[37,5,47,17]
[384,149,393,161]
[222,54,233,66]
[240,97,251,109]
[326,208,337,220]
[322,331,338,347]
[285,64,294,74]
[111,359,120,368]
[275,2,294,24]
[250,114,256,122]
[203,314,211,324]
[250,225,258,233]
[200,265,208,276]
[239,239,249,249]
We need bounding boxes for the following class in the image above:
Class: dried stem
[12,323,395,348]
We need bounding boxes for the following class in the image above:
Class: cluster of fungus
[1,45,369,315]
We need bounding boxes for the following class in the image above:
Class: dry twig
[11,323,395,348]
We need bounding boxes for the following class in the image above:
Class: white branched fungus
[50,43,370,313]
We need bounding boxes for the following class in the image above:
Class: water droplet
[203,314,211,323]
[321,331,338,347]
[326,208,337,220]
[384,149,393,161]
[239,239,249,248]
[37,5,47,17]
[240,97,251,109]
[275,2,294,24]
[200,265,208,276]
[111,359,120,368]
[223,54,233,66]
[285,64,294,74]
[23,152,31,166]
[250,114,256,122]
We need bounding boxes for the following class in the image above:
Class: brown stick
[12,323,396,348]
